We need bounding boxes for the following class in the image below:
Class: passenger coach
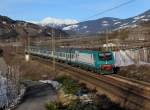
[26,46,115,74]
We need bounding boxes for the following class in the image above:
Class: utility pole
[24,26,30,62]
[51,29,56,77]
[15,38,17,53]
[106,29,109,51]
[60,32,62,40]
[28,32,30,53]
[117,29,120,51]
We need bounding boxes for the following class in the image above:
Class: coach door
[75,51,79,63]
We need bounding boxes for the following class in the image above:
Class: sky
[0,0,150,22]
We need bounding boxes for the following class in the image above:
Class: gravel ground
[16,81,57,110]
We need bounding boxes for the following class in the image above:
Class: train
[25,46,115,74]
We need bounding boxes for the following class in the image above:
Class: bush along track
[45,75,126,110]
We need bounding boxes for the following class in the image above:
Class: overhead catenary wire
[80,0,136,51]
[82,0,136,22]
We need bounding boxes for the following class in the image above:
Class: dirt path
[16,83,57,110]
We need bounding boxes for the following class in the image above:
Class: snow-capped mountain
[63,17,121,33]
[0,15,69,39]
[30,17,79,29]
[63,9,150,34]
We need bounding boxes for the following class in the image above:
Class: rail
[31,55,150,110]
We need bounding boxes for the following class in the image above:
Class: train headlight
[25,54,30,62]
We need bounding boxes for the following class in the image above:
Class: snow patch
[131,24,138,28]
[134,15,145,20]
[114,22,121,25]
[132,20,137,23]
[102,21,109,26]
[39,80,60,89]
[102,23,109,26]
[63,25,78,30]
[103,43,116,47]
[102,21,108,23]
[82,26,87,29]
[29,21,38,24]
[2,21,7,24]
[141,19,149,21]
[120,23,129,27]
[113,20,118,22]
[29,17,79,26]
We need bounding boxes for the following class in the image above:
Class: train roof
[29,46,113,53]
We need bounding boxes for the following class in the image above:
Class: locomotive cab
[98,52,115,74]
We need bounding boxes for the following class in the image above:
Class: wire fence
[125,47,150,64]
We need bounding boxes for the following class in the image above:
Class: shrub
[56,76,80,94]
[68,99,98,110]
[45,101,58,110]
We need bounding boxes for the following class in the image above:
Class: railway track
[32,55,150,110]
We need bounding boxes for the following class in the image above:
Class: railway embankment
[44,75,126,110]
[30,56,150,110]
[15,75,127,110]
[1,46,150,110]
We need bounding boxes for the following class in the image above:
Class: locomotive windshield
[99,52,112,61]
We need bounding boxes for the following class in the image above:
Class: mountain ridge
[62,9,150,34]
[30,17,79,29]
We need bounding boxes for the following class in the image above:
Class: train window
[70,54,72,59]
[70,54,72,58]
[57,52,59,56]
[99,52,112,61]
[66,53,68,58]
[71,54,74,59]
[63,53,65,57]
[64,53,65,57]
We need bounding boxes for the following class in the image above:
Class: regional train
[25,46,115,74]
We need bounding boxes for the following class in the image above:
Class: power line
[82,0,136,21]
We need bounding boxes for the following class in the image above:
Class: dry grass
[19,59,55,80]
[57,88,77,105]
[2,46,57,80]
[118,64,150,83]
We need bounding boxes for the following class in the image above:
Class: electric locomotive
[26,46,115,74]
